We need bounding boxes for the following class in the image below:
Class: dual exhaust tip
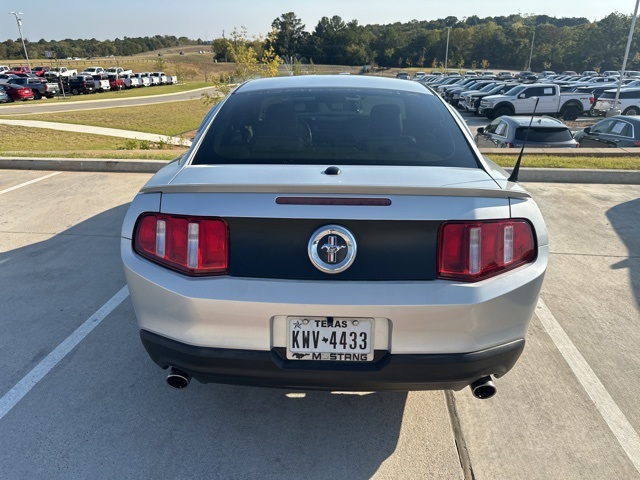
[166,368,497,399]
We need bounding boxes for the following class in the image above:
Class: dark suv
[474,115,578,148]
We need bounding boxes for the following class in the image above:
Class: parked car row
[0,66,178,102]
[474,114,640,149]
[417,74,594,121]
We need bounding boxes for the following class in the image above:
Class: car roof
[234,75,435,95]
[604,115,640,125]
[499,116,567,127]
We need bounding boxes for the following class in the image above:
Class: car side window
[591,119,614,134]
[609,121,631,137]
[484,119,500,134]
[524,87,543,98]
[494,121,508,137]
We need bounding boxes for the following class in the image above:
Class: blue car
[0,84,11,103]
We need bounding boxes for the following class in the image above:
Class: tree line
[261,12,640,72]
[0,35,201,61]
[2,13,639,73]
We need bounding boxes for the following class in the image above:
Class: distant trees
[0,35,200,61]
[264,12,640,72]
[270,12,307,59]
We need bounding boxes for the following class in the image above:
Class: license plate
[287,317,374,361]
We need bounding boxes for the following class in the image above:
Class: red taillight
[134,213,228,276]
[438,220,535,282]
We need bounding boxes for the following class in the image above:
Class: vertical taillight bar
[438,220,535,282]
[134,214,228,276]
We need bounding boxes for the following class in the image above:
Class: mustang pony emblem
[321,236,346,263]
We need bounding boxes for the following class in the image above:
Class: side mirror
[477,127,485,135]
[584,127,591,134]
[518,93,526,99]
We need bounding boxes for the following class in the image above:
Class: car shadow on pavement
[606,197,640,308]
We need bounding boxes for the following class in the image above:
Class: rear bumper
[141,330,525,391]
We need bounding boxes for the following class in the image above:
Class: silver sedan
[121,75,547,398]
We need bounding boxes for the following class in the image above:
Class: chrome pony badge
[308,225,357,273]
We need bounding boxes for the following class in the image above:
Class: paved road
[0,171,639,479]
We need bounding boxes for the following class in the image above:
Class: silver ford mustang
[121,75,547,398]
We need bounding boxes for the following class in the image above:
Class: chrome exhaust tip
[166,367,191,389]
[470,376,497,400]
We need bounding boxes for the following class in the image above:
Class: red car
[32,66,50,77]
[9,66,31,75]
[2,83,35,101]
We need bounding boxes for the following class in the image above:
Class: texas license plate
[287,317,374,361]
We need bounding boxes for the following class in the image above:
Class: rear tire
[623,106,639,116]
[71,88,79,95]
[33,91,42,100]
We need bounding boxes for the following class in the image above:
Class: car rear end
[7,84,34,101]
[121,76,548,394]
[42,79,59,98]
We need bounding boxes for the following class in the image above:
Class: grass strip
[490,155,639,170]
[0,125,187,159]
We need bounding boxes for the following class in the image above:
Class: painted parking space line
[536,297,640,474]
[0,286,129,422]
[0,172,62,195]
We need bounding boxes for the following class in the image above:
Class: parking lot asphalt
[0,171,639,479]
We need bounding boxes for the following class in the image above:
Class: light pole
[607,0,640,117]
[9,12,31,71]
[444,26,452,74]
[527,28,535,71]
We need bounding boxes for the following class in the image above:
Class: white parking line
[0,286,129,422]
[0,172,61,195]
[536,298,640,474]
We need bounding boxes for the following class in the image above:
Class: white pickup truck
[150,71,178,85]
[45,67,77,79]
[121,73,140,88]
[82,66,105,76]
[133,73,151,87]
[106,67,133,76]
[478,83,593,120]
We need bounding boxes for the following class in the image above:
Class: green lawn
[490,155,639,170]
[0,99,213,136]
[0,124,185,160]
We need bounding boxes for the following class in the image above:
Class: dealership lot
[0,170,638,479]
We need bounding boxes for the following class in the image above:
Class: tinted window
[514,127,572,142]
[609,121,632,137]
[591,119,615,134]
[192,88,479,168]
[620,90,640,99]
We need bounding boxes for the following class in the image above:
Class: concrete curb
[1,157,639,183]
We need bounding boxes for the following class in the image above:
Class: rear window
[192,87,479,168]
[514,127,573,142]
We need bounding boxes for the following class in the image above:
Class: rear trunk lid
[141,164,518,281]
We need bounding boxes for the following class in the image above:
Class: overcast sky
[2,0,638,42]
